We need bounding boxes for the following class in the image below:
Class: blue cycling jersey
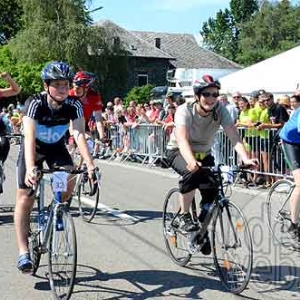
[23,92,83,144]
[279,107,300,144]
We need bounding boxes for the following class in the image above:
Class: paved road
[0,146,299,300]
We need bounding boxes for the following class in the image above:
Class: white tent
[219,46,300,96]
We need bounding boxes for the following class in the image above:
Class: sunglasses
[262,98,271,102]
[233,96,241,99]
[201,92,219,98]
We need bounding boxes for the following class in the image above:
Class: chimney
[155,37,161,49]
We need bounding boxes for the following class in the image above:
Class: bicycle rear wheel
[212,201,253,294]
[266,179,294,246]
[48,208,77,300]
[162,188,192,266]
[28,198,41,275]
[77,176,99,222]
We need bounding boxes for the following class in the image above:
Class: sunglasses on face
[201,92,219,98]
[262,98,271,103]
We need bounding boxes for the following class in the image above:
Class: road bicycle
[71,146,102,222]
[162,165,253,294]
[266,178,297,247]
[28,167,95,300]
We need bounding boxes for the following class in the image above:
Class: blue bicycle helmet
[193,75,221,95]
[41,61,74,83]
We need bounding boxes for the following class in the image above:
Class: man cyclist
[68,71,105,158]
[14,61,96,273]
[166,75,257,255]
[279,106,300,248]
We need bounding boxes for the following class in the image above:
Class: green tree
[201,0,259,62]
[7,0,129,102]
[237,0,300,65]
[124,84,154,107]
[0,0,23,45]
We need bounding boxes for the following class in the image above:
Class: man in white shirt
[218,94,238,122]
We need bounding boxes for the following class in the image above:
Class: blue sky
[90,0,230,36]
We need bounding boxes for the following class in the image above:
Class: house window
[138,74,148,87]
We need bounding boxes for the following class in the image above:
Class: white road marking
[73,196,139,221]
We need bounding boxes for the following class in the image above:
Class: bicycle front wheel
[28,199,41,275]
[48,208,77,300]
[77,177,99,222]
[212,201,253,294]
[162,188,192,267]
[266,179,294,246]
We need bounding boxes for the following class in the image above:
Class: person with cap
[166,75,258,255]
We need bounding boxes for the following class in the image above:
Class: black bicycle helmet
[41,61,74,84]
[193,75,221,95]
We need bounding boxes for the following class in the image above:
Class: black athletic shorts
[17,140,73,189]
[166,149,218,205]
[282,141,300,171]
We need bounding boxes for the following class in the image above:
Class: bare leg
[179,190,196,213]
[14,189,34,255]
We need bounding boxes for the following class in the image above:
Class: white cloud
[147,0,229,12]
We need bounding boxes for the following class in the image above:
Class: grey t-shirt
[167,101,234,153]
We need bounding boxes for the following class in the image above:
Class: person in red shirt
[69,71,105,157]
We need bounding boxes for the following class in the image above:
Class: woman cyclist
[166,75,257,255]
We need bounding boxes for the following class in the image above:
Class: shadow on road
[0,210,14,225]
[251,264,300,294]
[73,264,225,299]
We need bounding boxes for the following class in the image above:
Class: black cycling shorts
[17,141,73,189]
[166,149,218,205]
[282,141,300,171]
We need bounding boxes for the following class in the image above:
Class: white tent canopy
[219,46,300,96]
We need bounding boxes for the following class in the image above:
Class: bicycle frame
[173,166,244,250]
[35,178,68,253]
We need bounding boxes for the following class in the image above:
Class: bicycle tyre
[212,201,253,294]
[266,179,294,246]
[77,178,99,223]
[28,197,41,275]
[48,208,77,300]
[162,188,192,267]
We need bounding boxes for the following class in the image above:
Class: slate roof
[95,20,241,69]
[131,31,241,69]
[95,20,174,59]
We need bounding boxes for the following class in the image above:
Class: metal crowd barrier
[102,124,290,177]
[105,123,169,167]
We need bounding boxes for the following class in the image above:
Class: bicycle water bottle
[199,203,212,223]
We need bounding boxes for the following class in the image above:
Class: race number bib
[52,172,68,192]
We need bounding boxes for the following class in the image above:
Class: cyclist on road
[166,75,257,255]
[279,106,300,248]
[68,71,105,158]
[14,61,96,273]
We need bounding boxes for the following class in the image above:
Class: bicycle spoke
[48,209,77,300]
[162,188,192,266]
[267,179,294,246]
[212,202,253,294]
